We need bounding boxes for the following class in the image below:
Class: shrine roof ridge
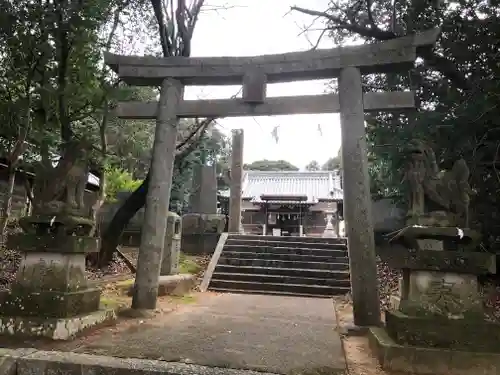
[242,170,343,203]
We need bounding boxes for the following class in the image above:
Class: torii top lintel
[105,28,440,87]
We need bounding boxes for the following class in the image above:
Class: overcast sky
[183,0,342,169]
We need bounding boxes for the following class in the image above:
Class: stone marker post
[190,164,218,214]
[160,212,182,275]
[339,67,381,327]
[132,78,182,310]
[228,129,244,233]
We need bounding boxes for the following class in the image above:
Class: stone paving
[63,293,347,374]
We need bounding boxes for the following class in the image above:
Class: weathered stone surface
[8,234,99,254]
[133,78,182,310]
[116,92,415,119]
[385,310,500,351]
[0,288,101,318]
[11,252,90,293]
[56,294,347,374]
[189,164,218,214]
[104,28,440,86]
[0,356,16,375]
[17,350,281,375]
[228,129,243,233]
[127,274,195,297]
[369,327,500,375]
[182,213,226,235]
[19,214,95,236]
[161,212,182,276]
[397,269,483,318]
[181,233,221,255]
[405,139,471,228]
[242,69,266,104]
[0,309,116,340]
[339,65,380,326]
[392,226,481,250]
[378,247,496,274]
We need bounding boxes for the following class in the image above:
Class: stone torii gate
[105,28,439,326]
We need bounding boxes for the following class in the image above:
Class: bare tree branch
[290,5,473,91]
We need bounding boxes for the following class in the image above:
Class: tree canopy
[292,0,500,246]
[244,159,300,171]
[305,160,321,171]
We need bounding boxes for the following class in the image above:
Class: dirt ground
[334,298,391,375]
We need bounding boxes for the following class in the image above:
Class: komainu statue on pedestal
[20,139,94,236]
[404,139,472,227]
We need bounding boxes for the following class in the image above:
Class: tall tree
[291,1,500,244]
[305,160,321,171]
[0,0,139,236]
[97,0,217,267]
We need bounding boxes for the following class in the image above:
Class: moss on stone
[0,288,101,318]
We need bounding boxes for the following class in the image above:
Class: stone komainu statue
[404,139,472,227]
[31,139,90,217]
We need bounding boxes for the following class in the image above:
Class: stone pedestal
[181,213,226,255]
[371,226,500,374]
[0,215,115,340]
[160,212,182,276]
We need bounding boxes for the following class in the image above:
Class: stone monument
[0,140,115,340]
[370,140,500,374]
[181,163,226,255]
[160,212,181,276]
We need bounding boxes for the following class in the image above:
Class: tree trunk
[0,166,16,243]
[97,172,150,268]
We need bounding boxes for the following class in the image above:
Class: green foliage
[244,159,299,171]
[305,160,321,171]
[322,157,341,171]
[104,167,143,202]
[293,0,500,247]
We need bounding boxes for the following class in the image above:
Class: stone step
[231,234,347,245]
[217,257,349,270]
[210,272,351,287]
[213,265,351,279]
[209,281,350,298]
[208,287,335,298]
[221,250,349,263]
[223,244,348,257]
[226,239,345,250]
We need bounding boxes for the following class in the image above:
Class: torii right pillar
[339,67,381,327]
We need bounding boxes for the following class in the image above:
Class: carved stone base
[181,213,226,255]
[398,269,483,318]
[0,309,116,340]
[369,327,500,375]
[386,310,500,351]
[2,233,102,319]
[0,289,101,318]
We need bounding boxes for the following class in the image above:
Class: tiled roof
[242,170,343,203]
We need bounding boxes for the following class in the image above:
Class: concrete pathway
[72,293,346,374]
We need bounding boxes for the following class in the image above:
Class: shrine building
[220,170,344,237]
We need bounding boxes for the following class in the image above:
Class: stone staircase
[207,234,351,298]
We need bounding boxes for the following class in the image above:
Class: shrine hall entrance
[261,195,308,236]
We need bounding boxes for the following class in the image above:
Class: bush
[105,167,142,202]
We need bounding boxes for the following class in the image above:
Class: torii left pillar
[228,129,244,233]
